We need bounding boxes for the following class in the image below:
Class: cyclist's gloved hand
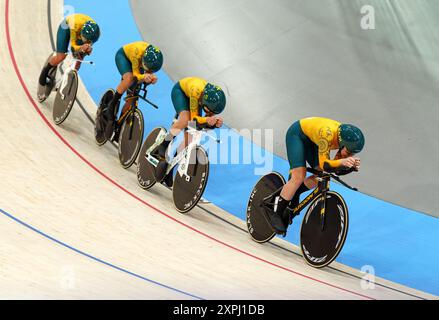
[143,73,157,84]
[81,43,92,55]
[193,116,216,130]
[206,116,217,127]
[214,117,224,128]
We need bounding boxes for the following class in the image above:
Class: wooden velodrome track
[0,0,435,299]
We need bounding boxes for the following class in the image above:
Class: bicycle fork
[318,177,330,231]
[127,102,139,141]
[59,66,74,100]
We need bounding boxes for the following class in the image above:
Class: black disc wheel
[118,109,144,169]
[246,172,286,243]
[53,70,78,125]
[300,191,349,268]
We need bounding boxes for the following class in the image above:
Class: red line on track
[4,0,374,300]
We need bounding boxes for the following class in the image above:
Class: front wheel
[118,109,144,169]
[53,70,78,125]
[172,147,209,214]
[300,191,349,268]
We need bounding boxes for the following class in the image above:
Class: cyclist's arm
[128,46,144,81]
[193,116,216,130]
[189,87,206,123]
[69,29,82,53]
[316,129,343,172]
[192,114,212,130]
[131,57,144,81]
[320,155,343,172]
[187,87,217,129]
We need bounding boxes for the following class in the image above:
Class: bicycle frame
[145,127,219,181]
[57,53,93,100]
[263,167,357,231]
[288,175,330,217]
[116,97,137,134]
[117,82,158,140]
[263,172,330,219]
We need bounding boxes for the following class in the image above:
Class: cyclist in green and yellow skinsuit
[151,76,226,183]
[99,41,164,140]
[38,13,100,101]
[266,117,365,235]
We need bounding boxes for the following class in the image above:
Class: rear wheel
[94,89,114,146]
[172,147,209,214]
[300,191,349,268]
[37,54,58,103]
[246,172,285,243]
[118,109,144,169]
[136,127,166,190]
[53,70,78,125]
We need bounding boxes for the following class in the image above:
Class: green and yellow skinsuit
[171,77,210,125]
[56,13,96,53]
[114,41,151,81]
[286,117,345,172]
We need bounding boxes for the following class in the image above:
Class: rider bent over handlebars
[99,41,164,140]
[151,77,227,183]
[38,14,100,101]
[267,117,365,235]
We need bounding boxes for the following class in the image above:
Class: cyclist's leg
[302,143,320,190]
[154,82,190,159]
[281,142,319,219]
[115,75,137,120]
[153,110,190,161]
[107,48,135,120]
[153,84,189,182]
[102,49,135,138]
[39,21,69,86]
[262,121,306,234]
[170,82,191,135]
[281,121,308,201]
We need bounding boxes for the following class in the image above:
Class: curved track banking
[0,0,434,299]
